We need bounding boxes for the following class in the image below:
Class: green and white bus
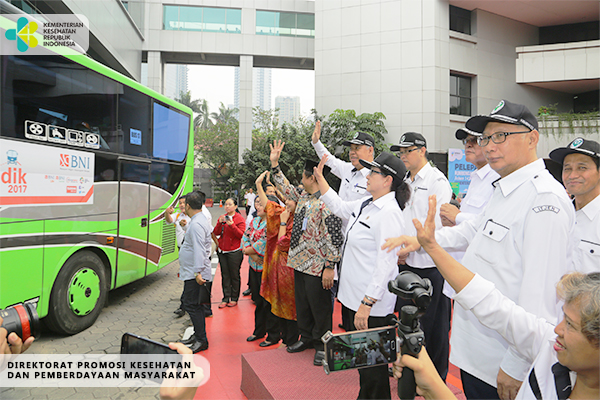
[0,15,194,334]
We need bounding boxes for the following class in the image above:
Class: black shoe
[313,350,325,366]
[242,288,251,296]
[173,308,185,318]
[180,336,196,346]
[287,340,313,353]
[259,339,278,347]
[188,340,208,353]
[246,334,264,342]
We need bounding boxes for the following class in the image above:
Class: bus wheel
[45,251,108,335]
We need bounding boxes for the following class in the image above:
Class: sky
[187,65,315,117]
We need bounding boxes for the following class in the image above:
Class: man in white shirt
[550,138,600,274]
[166,197,191,249]
[440,127,500,227]
[390,132,453,381]
[387,100,576,400]
[244,188,257,216]
[312,121,374,331]
[440,127,500,298]
[312,120,374,205]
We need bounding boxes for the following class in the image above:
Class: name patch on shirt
[532,205,560,214]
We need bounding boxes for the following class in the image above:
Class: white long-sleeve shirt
[454,274,574,400]
[443,163,499,298]
[455,163,500,225]
[404,162,453,269]
[321,190,404,317]
[167,211,190,248]
[312,140,370,202]
[573,194,600,274]
[436,158,575,386]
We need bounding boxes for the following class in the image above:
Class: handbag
[198,281,212,304]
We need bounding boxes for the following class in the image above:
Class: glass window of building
[179,6,203,31]
[163,6,240,33]
[450,5,471,35]
[296,13,315,37]
[203,7,226,33]
[163,5,180,30]
[256,11,276,35]
[256,11,314,37]
[450,74,472,116]
[226,9,241,33]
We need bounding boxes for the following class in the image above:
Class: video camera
[388,271,432,400]
[321,271,431,400]
[0,303,40,342]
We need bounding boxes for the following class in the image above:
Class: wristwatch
[271,164,281,173]
[324,263,335,270]
[360,299,373,307]
[280,222,287,226]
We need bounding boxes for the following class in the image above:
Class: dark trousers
[249,267,269,337]
[181,279,207,343]
[218,250,243,302]
[395,265,450,381]
[294,270,332,351]
[345,306,391,400]
[266,310,299,346]
[461,370,500,400]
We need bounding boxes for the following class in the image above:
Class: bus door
[115,158,151,286]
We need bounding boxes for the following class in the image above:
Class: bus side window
[120,85,151,158]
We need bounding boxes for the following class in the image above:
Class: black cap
[455,127,482,140]
[543,158,563,185]
[342,131,375,147]
[390,132,427,151]
[549,137,600,164]
[465,100,538,133]
[359,152,407,181]
[304,159,331,177]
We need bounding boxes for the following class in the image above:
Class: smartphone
[322,326,397,374]
[120,332,177,355]
[225,215,231,221]
[120,333,180,383]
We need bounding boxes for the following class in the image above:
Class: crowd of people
[3,98,598,400]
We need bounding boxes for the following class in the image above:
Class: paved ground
[1,259,196,400]
[1,206,227,400]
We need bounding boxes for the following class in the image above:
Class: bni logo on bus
[59,153,91,170]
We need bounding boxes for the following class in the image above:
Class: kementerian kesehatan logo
[570,138,584,149]
[5,17,39,52]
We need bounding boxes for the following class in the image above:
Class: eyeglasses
[369,169,385,177]
[477,131,530,147]
[397,147,420,156]
[462,137,478,146]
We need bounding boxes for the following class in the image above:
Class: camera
[0,303,40,342]
[388,271,433,400]
[225,215,231,221]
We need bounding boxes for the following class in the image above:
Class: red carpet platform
[241,346,465,400]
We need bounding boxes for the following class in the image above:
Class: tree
[211,102,239,124]
[232,108,389,191]
[317,109,389,157]
[196,99,214,130]
[175,91,201,113]
[195,117,239,199]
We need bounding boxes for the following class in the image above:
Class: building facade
[275,96,301,125]
[9,0,598,158]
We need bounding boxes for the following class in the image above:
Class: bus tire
[45,251,108,335]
